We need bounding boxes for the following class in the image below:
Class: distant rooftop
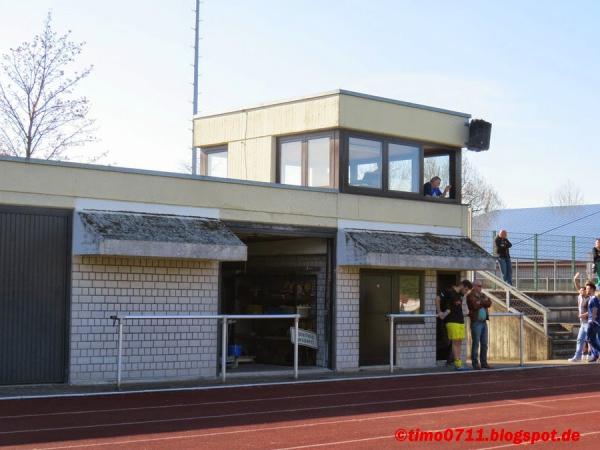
[473,204,600,260]
[474,204,600,238]
[194,89,471,120]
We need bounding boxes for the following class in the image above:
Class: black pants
[436,317,453,362]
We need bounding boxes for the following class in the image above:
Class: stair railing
[475,270,549,335]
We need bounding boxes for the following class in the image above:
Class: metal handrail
[476,270,549,334]
[386,312,525,373]
[484,290,544,334]
[110,313,300,388]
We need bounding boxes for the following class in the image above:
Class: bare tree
[548,180,584,207]
[0,13,96,160]
[461,155,505,215]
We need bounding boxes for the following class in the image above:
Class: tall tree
[461,155,505,215]
[0,13,96,160]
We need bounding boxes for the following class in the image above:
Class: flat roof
[194,89,471,120]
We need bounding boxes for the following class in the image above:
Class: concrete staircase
[488,290,580,359]
[528,292,579,360]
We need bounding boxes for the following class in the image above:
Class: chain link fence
[472,229,597,291]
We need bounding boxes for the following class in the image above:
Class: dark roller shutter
[0,206,71,385]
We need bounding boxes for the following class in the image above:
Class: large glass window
[202,146,228,178]
[278,133,334,188]
[307,137,330,187]
[397,273,423,315]
[280,141,302,186]
[348,137,382,189]
[389,143,420,193]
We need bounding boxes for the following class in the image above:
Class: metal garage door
[0,206,71,385]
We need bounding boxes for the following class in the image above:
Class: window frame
[340,130,461,203]
[360,269,426,325]
[423,148,461,202]
[200,145,228,178]
[276,131,338,188]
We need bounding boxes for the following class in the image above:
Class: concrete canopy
[74,211,247,261]
[338,229,495,270]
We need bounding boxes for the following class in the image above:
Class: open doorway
[221,234,334,372]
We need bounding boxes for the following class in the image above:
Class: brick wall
[70,256,219,384]
[335,266,360,370]
[394,270,437,369]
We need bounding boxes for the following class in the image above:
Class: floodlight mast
[191,0,200,175]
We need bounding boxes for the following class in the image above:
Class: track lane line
[1,380,598,436]
[0,371,583,420]
[15,389,600,449]
[270,409,600,450]
[9,401,551,450]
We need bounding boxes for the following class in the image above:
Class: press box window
[201,146,228,178]
[278,133,334,188]
[348,137,382,189]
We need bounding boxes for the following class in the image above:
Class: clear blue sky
[3,0,600,208]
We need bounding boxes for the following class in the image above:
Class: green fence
[472,229,596,291]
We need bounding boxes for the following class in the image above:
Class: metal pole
[191,0,201,175]
[519,313,524,367]
[221,318,227,383]
[294,317,299,379]
[515,258,519,289]
[553,260,557,292]
[389,317,395,373]
[117,320,123,389]
[534,234,539,291]
[571,236,576,277]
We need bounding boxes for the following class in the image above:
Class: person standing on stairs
[495,230,513,285]
[569,273,594,362]
[593,239,600,284]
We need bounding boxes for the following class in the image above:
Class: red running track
[1,365,600,449]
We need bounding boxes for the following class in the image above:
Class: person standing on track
[437,279,473,370]
[467,280,493,370]
[584,281,600,362]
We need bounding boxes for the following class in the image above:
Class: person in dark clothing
[495,230,513,285]
[584,281,600,362]
[593,239,600,283]
[436,279,473,370]
[424,176,451,198]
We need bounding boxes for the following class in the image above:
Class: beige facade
[193,90,470,184]
[0,158,470,234]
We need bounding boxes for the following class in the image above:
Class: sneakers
[588,356,599,363]
[453,359,463,371]
[568,356,581,362]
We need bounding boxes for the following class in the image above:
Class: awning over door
[74,211,247,261]
[338,229,495,270]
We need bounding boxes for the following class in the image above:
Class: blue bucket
[228,344,243,358]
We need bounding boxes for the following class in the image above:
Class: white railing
[110,313,300,388]
[387,312,525,373]
[475,270,549,334]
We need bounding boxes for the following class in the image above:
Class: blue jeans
[573,323,592,359]
[586,322,600,357]
[498,257,512,285]
[471,320,489,366]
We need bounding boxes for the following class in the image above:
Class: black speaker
[467,119,492,151]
